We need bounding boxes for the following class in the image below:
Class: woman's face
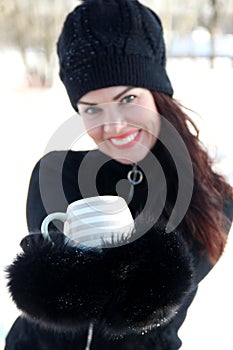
[77,86,160,164]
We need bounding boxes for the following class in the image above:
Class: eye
[84,106,101,115]
[121,95,136,104]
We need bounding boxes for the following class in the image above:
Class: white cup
[41,196,134,247]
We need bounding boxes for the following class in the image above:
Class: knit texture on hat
[57,0,173,111]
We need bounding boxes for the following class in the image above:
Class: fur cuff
[7,224,194,337]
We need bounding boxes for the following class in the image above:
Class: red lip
[108,129,139,140]
[110,129,142,149]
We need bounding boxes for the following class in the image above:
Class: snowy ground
[0,51,232,349]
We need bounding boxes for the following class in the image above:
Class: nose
[103,106,127,135]
[103,121,126,135]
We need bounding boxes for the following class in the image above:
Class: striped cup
[41,196,134,247]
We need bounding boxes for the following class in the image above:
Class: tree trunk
[209,0,218,68]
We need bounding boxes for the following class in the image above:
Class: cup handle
[41,212,68,240]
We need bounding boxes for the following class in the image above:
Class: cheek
[84,122,103,143]
[153,115,161,136]
[147,111,161,135]
[141,97,160,132]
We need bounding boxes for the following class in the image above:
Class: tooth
[111,131,138,145]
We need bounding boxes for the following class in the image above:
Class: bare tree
[0,0,232,83]
[208,0,218,67]
[0,0,76,87]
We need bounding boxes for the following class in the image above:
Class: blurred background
[0,0,232,349]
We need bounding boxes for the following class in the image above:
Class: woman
[5,0,233,349]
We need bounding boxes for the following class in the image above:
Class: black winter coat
[5,142,233,350]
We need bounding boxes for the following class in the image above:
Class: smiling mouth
[111,130,140,146]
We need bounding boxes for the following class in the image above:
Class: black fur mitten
[7,223,193,337]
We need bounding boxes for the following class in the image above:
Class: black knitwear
[57,0,173,111]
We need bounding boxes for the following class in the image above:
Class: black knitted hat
[57,0,173,111]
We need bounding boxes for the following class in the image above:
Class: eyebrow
[78,86,133,106]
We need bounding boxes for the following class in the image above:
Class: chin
[102,153,144,165]
[114,154,146,165]
[102,147,150,165]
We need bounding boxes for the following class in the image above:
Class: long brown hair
[152,91,232,264]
